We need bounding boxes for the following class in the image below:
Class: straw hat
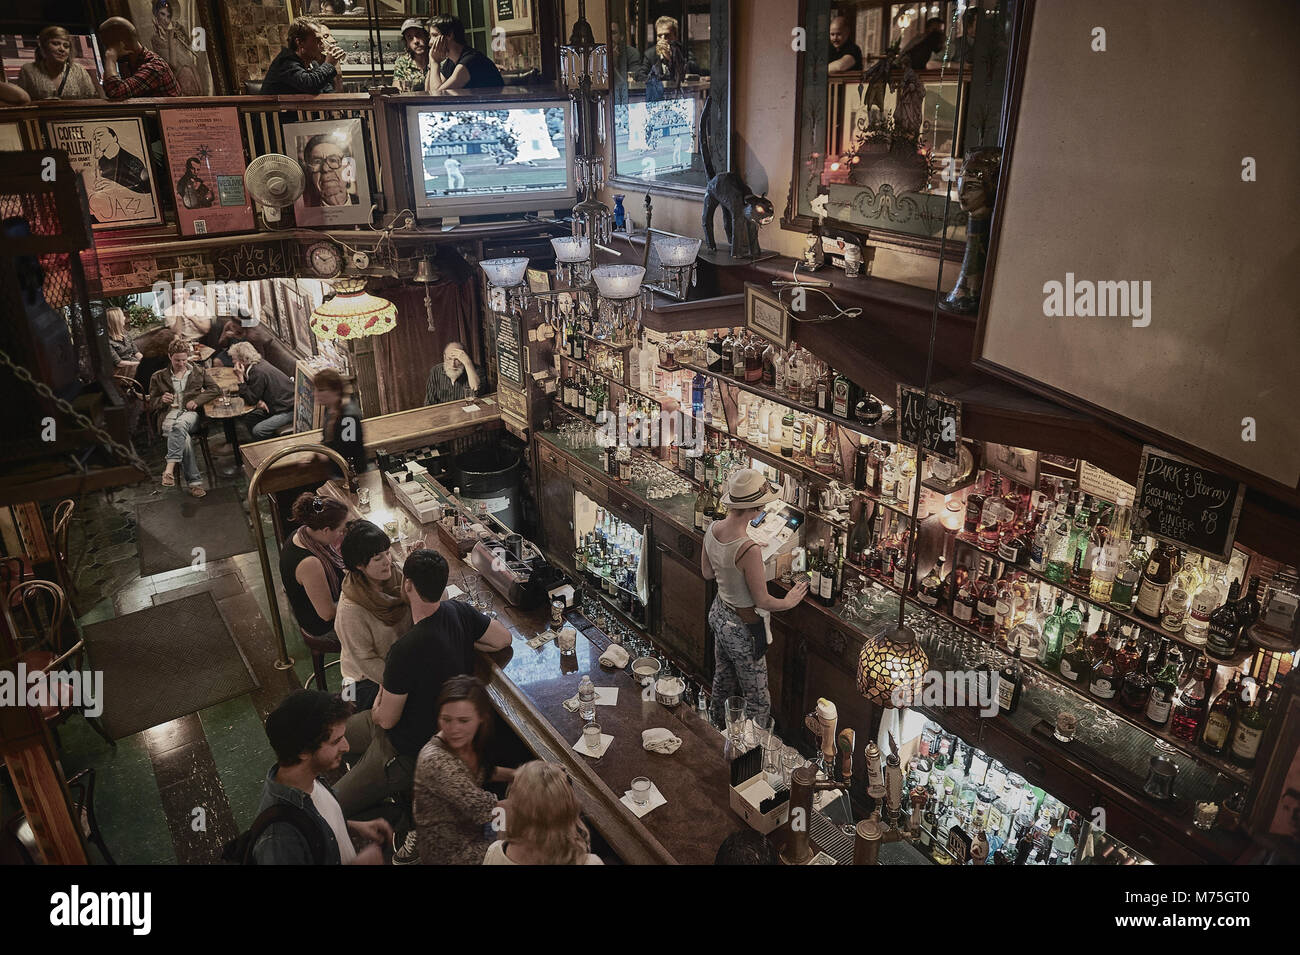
[720,469,779,509]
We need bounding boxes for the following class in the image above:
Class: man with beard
[424,341,479,405]
[301,134,356,206]
[98,16,180,99]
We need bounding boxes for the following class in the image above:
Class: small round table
[202,376,247,476]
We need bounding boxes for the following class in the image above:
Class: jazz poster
[159,106,254,237]
[282,117,373,228]
[46,116,163,230]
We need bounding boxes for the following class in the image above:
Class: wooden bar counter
[315,466,749,866]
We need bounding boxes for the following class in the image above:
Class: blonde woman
[484,761,602,865]
[16,26,102,100]
[105,307,142,367]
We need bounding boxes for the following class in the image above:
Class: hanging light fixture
[413,256,441,331]
[310,277,397,341]
[857,623,929,708]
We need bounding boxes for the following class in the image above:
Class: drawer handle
[1023,757,1044,776]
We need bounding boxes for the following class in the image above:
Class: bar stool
[192,417,218,481]
[301,631,342,691]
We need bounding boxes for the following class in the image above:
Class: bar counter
[315,467,760,865]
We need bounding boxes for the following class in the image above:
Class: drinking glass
[357,487,371,509]
[725,696,747,746]
[583,721,602,753]
[763,740,783,787]
[781,746,804,787]
[750,714,776,749]
[557,627,577,656]
[630,776,652,807]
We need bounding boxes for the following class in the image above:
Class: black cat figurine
[699,95,774,258]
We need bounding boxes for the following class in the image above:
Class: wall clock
[306,241,342,278]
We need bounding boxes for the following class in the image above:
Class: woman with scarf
[280,493,349,647]
[335,521,411,710]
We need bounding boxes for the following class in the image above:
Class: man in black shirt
[260,16,345,94]
[427,14,503,92]
[903,17,946,71]
[828,16,863,73]
[332,549,510,857]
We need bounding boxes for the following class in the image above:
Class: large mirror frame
[605,0,733,200]
[783,0,1018,257]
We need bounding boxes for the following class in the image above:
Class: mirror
[789,0,1016,252]
[607,0,731,196]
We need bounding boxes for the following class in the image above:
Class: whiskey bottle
[761,340,777,387]
[1205,578,1243,660]
[1088,638,1120,701]
[1058,618,1093,685]
[1170,655,1213,742]
[919,556,946,609]
[953,569,978,626]
[1088,495,1130,603]
[1184,566,1226,646]
[719,329,734,377]
[998,644,1024,715]
[1039,595,1066,669]
[1230,682,1268,768]
[1109,530,1146,612]
[1117,639,1153,712]
[1200,673,1240,756]
[745,335,762,384]
[1135,541,1178,621]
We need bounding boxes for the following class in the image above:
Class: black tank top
[279,533,332,637]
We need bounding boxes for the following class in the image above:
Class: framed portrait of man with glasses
[284,117,373,226]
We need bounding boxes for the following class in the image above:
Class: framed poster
[983,442,1038,489]
[116,0,217,95]
[330,28,404,75]
[283,118,373,227]
[160,106,254,237]
[284,281,316,356]
[744,283,791,349]
[0,122,24,152]
[492,0,533,36]
[46,116,163,230]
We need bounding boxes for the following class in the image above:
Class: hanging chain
[0,344,151,477]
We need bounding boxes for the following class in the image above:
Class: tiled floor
[1,426,316,864]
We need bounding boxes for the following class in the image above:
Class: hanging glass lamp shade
[478,257,530,288]
[857,624,929,708]
[309,278,396,341]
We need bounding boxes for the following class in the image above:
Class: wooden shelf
[552,402,704,490]
[949,536,1257,669]
[814,567,1253,785]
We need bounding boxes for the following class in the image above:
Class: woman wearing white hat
[701,470,809,725]
[392,19,431,91]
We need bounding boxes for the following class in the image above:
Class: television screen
[408,103,575,218]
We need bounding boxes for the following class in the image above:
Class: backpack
[222,803,330,865]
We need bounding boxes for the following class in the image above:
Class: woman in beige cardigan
[335,521,412,711]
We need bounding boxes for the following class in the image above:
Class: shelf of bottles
[572,499,647,628]
[908,713,1143,865]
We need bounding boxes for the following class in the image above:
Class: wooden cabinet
[651,541,713,684]
[537,461,574,570]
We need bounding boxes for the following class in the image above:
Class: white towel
[599,644,630,668]
[642,727,682,755]
[755,606,773,645]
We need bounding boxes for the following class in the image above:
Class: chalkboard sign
[496,310,525,389]
[1134,445,1245,561]
[896,386,962,464]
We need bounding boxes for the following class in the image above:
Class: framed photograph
[984,442,1039,489]
[525,268,551,294]
[160,106,254,237]
[745,282,791,350]
[329,28,404,76]
[492,0,534,36]
[45,116,164,231]
[1247,678,1300,862]
[115,0,217,95]
[293,0,408,24]
[269,278,292,342]
[0,122,24,152]
[283,118,373,228]
[284,281,316,357]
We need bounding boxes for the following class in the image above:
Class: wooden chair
[6,579,115,749]
[2,768,116,864]
[48,500,75,605]
[0,556,29,598]
[113,373,154,443]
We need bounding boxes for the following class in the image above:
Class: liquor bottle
[719,329,734,377]
[1113,626,1142,678]
[1235,576,1263,638]
[690,369,706,418]
[1109,530,1146,612]
[742,335,761,384]
[963,481,988,537]
[815,363,832,412]
[992,575,1017,642]
[855,392,883,425]
[998,644,1024,715]
[919,557,946,609]
[975,560,998,636]
[978,477,1007,550]
[1088,638,1120,701]
[573,322,585,361]
[1071,503,1100,591]
[809,541,824,598]
[1088,495,1130,603]
[694,481,710,532]
[1135,541,1179,621]
[730,332,747,381]
[1058,617,1093,685]
[1200,673,1240,756]
[1039,595,1066,669]
[1119,638,1157,711]
[1028,503,1052,573]
[813,421,836,474]
[1230,683,1268,768]
[1205,578,1242,660]
[868,442,888,496]
[1045,499,1075,583]
[761,341,777,388]
[1170,655,1213,742]
[820,541,839,605]
[706,329,724,371]
[832,370,853,418]
[1184,566,1226,646]
[953,569,978,625]
[852,435,869,489]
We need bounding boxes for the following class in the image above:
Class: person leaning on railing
[260,16,345,95]
[97,17,179,100]
[15,26,101,100]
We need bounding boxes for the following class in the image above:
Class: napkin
[527,629,557,650]
[620,782,667,818]
[564,686,617,712]
[572,732,613,758]
[599,644,630,668]
[642,727,682,755]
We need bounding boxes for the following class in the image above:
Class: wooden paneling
[652,542,714,683]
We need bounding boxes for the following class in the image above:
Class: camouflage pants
[708,595,770,726]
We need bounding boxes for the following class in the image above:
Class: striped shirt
[425,366,476,406]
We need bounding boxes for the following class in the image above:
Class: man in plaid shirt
[98,17,180,100]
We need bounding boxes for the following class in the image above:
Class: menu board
[496,310,525,389]
[1134,446,1245,561]
[896,386,962,464]
[1079,460,1137,505]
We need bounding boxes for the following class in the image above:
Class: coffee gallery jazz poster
[46,116,163,230]
[160,106,254,236]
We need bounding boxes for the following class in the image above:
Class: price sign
[1133,446,1245,561]
[496,310,525,389]
[896,386,961,464]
